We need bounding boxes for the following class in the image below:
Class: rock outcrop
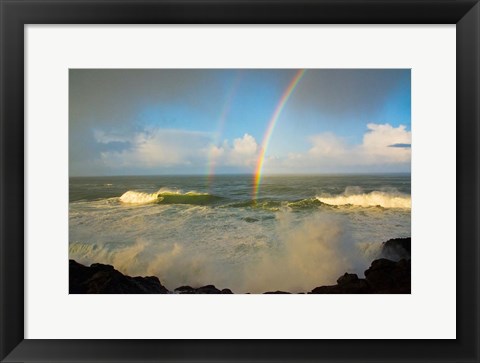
[311,258,410,294]
[69,260,235,294]
[381,237,411,260]
[174,285,233,294]
[69,260,169,294]
[364,258,411,293]
[311,273,372,294]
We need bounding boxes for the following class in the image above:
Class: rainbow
[252,69,306,200]
[207,73,242,183]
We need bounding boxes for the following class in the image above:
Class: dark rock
[311,278,372,294]
[381,237,411,260]
[174,285,195,293]
[90,263,114,271]
[364,258,411,293]
[174,284,230,294]
[311,257,410,294]
[196,285,222,294]
[69,260,169,294]
[337,273,359,285]
[310,285,340,294]
[263,291,291,294]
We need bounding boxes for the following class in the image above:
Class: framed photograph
[1,0,479,362]
[68,68,412,296]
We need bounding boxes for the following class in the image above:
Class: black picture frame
[1,1,479,362]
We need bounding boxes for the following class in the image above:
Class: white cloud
[94,124,409,174]
[229,134,259,166]
[96,129,260,172]
[265,123,411,172]
[361,123,411,163]
[93,130,130,144]
[209,133,259,168]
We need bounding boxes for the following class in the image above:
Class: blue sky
[69,69,411,176]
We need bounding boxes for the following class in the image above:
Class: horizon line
[70,171,412,178]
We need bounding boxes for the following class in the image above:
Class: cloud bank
[91,123,410,175]
[270,123,411,173]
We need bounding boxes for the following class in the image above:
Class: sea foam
[119,191,163,204]
[317,188,411,209]
[119,188,214,205]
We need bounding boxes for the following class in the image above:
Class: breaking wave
[119,191,163,204]
[317,188,411,209]
[119,188,220,206]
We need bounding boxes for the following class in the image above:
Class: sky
[69,69,411,176]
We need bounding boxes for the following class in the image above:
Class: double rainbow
[252,69,306,200]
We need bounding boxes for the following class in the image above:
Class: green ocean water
[69,174,411,293]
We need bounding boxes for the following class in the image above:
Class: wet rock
[196,285,222,294]
[90,263,114,271]
[311,278,372,294]
[69,260,169,294]
[381,237,411,260]
[364,258,411,293]
[174,284,231,294]
[311,258,410,294]
[337,273,359,285]
[174,285,196,293]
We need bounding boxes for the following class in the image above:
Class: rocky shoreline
[69,237,411,294]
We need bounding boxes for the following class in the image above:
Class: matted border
[1,1,479,362]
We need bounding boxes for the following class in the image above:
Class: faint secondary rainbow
[207,73,242,184]
[252,69,306,200]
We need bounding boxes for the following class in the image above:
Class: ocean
[69,174,411,293]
